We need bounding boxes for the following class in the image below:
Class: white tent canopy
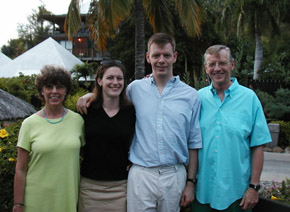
[0,37,83,78]
[0,52,11,67]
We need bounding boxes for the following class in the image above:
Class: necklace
[42,107,66,124]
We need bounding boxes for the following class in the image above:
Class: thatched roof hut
[0,89,36,121]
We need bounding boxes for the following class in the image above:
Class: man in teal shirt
[194,45,271,211]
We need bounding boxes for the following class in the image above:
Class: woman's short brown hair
[35,65,72,101]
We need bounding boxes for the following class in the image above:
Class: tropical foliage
[65,0,202,79]
[0,121,22,212]
[64,87,89,111]
[256,89,290,122]
[0,75,40,108]
[70,62,97,82]
[215,0,289,80]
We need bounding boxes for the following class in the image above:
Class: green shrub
[64,87,88,112]
[0,120,22,212]
[0,75,38,108]
[271,121,290,148]
[256,89,290,122]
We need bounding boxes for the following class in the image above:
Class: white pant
[127,164,186,212]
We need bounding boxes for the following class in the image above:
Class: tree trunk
[253,32,263,80]
[134,0,145,79]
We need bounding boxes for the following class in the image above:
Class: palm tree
[218,0,287,80]
[65,0,201,79]
[70,62,96,82]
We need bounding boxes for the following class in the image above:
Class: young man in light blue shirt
[126,33,202,212]
[76,33,202,212]
[194,45,271,212]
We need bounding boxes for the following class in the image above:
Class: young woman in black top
[78,61,135,212]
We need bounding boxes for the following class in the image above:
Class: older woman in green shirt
[13,65,85,212]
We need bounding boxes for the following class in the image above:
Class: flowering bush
[260,178,290,205]
[0,120,22,212]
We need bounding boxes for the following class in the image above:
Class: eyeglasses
[44,85,66,91]
[206,61,230,68]
[100,60,122,65]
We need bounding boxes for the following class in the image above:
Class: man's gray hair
[204,45,234,64]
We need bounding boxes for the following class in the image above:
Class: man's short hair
[204,45,234,64]
[147,33,176,53]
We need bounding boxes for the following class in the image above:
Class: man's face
[146,43,177,80]
[204,49,235,89]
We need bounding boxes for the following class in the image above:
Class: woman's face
[97,67,124,99]
[42,84,66,107]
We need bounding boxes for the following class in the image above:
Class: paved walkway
[261,152,290,182]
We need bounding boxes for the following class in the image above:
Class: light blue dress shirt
[196,78,271,210]
[127,75,202,167]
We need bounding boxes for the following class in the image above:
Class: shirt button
[216,136,219,139]
[215,150,218,152]
[217,122,220,125]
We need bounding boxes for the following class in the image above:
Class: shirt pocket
[224,112,251,137]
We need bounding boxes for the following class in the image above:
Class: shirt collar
[210,78,239,95]
[150,74,178,85]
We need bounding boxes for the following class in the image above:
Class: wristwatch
[187,178,197,185]
[249,184,261,191]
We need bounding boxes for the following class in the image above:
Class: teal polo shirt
[196,78,271,210]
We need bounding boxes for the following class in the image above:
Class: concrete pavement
[261,152,290,182]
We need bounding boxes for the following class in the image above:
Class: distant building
[41,14,108,63]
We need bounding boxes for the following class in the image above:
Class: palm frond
[87,1,110,51]
[100,0,133,30]
[175,0,201,37]
[143,0,174,34]
[89,0,132,51]
[65,0,82,40]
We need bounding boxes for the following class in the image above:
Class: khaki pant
[78,177,127,212]
[127,164,186,212]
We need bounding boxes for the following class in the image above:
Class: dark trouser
[192,199,251,212]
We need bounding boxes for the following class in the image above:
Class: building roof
[42,14,88,32]
[0,52,11,66]
[0,89,36,121]
[0,37,83,78]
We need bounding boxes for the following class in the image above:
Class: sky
[0,0,90,48]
